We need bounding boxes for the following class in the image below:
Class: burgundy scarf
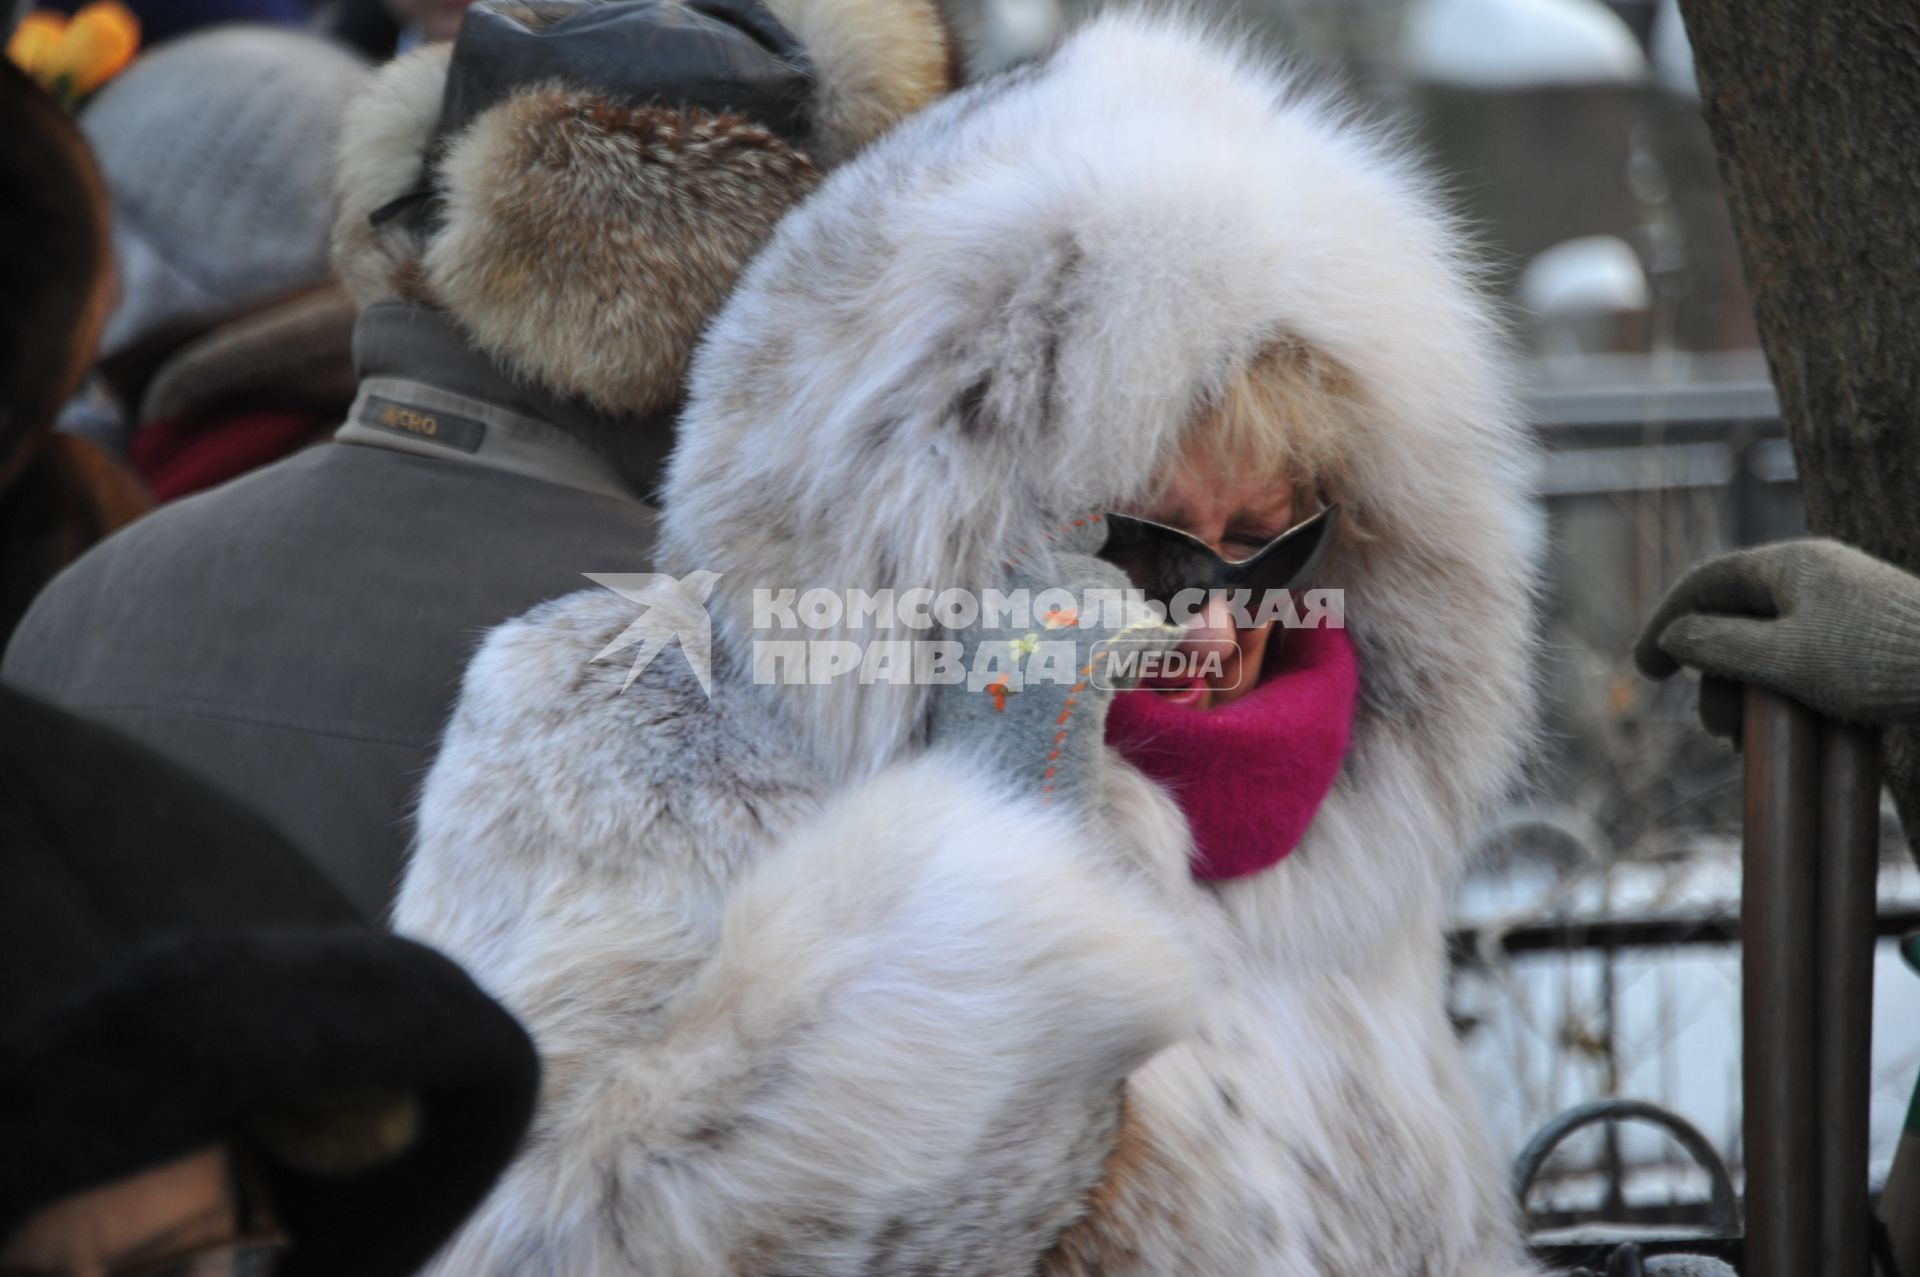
[1105,623,1358,881]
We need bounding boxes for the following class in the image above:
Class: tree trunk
[1676,0,1920,860]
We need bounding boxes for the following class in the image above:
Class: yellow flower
[6,3,140,108]
[5,10,66,77]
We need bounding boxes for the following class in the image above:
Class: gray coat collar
[338,303,675,502]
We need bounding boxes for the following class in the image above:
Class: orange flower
[6,3,140,108]
[56,3,139,96]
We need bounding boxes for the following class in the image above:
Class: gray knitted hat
[81,26,373,357]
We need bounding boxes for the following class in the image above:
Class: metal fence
[1450,361,1920,1249]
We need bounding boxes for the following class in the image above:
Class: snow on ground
[1453,844,1920,1205]
[1401,0,1648,89]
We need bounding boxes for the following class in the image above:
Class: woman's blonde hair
[1165,335,1367,536]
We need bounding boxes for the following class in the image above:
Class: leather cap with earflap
[372,0,816,230]
[437,0,813,145]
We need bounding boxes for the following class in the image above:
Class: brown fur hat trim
[331,0,954,415]
[330,41,452,313]
[763,0,954,167]
[426,95,820,416]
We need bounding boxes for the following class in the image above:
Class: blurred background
[10,0,1915,1248]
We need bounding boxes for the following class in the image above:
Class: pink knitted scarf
[1105,623,1358,881]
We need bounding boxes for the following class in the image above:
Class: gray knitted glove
[928,512,1180,811]
[1635,538,1920,730]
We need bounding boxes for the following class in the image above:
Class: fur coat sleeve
[393,589,1198,1276]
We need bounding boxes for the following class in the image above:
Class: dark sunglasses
[1097,503,1341,609]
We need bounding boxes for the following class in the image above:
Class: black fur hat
[0,684,538,1276]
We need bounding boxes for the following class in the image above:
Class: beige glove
[1635,538,1920,736]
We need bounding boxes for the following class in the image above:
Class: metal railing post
[1742,687,1880,1277]
[1742,687,1821,1277]
[1816,721,1880,1277]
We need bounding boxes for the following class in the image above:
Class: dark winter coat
[2,304,663,916]
[6,0,964,919]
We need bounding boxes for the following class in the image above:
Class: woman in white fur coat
[396,11,1546,1275]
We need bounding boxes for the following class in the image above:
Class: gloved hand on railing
[1635,538,1920,741]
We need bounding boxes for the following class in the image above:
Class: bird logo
[582,570,723,696]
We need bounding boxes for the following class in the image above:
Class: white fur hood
[665,9,1541,857]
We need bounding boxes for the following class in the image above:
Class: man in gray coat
[4,0,958,916]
